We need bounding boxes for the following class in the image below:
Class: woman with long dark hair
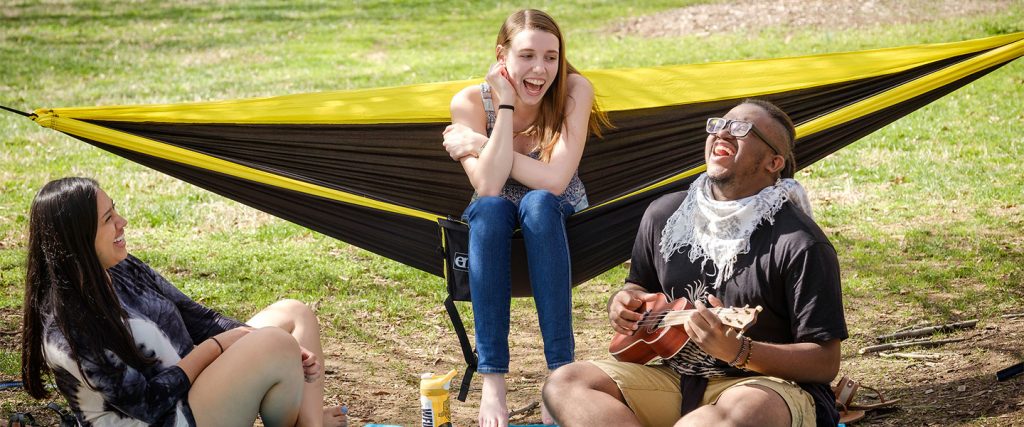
[442,9,609,427]
[20,177,346,427]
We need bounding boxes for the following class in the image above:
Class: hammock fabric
[12,32,1024,399]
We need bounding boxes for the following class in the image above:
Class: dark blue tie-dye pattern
[42,255,245,426]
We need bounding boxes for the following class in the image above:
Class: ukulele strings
[635,309,719,327]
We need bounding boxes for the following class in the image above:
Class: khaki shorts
[590,359,816,427]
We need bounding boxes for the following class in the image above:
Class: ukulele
[608,293,762,364]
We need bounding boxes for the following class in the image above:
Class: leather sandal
[836,404,866,424]
[833,375,902,411]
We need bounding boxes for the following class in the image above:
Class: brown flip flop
[833,375,902,411]
[837,406,866,424]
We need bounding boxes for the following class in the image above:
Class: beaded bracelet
[736,337,754,369]
[728,336,750,367]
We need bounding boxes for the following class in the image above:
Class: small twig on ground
[875,319,978,342]
[892,321,932,334]
[878,352,942,360]
[1000,313,1024,319]
[509,401,540,419]
[859,337,967,355]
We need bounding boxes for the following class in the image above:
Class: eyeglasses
[706,117,780,155]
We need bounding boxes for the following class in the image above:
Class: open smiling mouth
[524,78,545,95]
[713,143,736,157]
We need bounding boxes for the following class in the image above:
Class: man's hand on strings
[683,294,742,362]
[608,287,661,335]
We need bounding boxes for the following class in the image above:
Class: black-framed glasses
[706,117,780,155]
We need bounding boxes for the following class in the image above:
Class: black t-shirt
[627,191,848,426]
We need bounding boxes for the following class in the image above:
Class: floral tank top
[475,83,589,212]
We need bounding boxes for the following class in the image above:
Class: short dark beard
[707,172,731,186]
[707,166,738,187]
[706,171,738,200]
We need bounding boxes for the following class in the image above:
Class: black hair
[21,177,153,398]
[742,98,797,179]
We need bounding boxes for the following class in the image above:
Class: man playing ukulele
[543,100,847,427]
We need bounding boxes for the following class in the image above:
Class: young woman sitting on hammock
[442,9,608,427]
[20,177,347,427]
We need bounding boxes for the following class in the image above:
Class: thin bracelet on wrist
[497,104,514,112]
[209,336,224,354]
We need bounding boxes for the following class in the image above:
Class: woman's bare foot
[479,374,509,427]
[323,404,347,427]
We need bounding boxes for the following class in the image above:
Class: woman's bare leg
[479,373,508,427]
[248,299,343,427]
[189,327,305,427]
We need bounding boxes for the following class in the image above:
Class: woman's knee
[519,190,565,223]
[244,327,302,362]
[520,190,558,208]
[270,299,318,325]
[465,197,517,237]
[465,197,516,221]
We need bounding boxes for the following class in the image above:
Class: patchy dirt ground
[320,295,1024,426]
[3,0,1023,425]
[3,296,1023,426]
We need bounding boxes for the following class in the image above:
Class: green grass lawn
[2,0,1023,423]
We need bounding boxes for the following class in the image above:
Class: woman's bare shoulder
[450,84,487,130]
[451,84,485,110]
[566,73,594,94]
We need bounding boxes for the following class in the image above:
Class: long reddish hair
[496,9,610,162]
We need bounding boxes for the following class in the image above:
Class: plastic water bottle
[420,369,458,427]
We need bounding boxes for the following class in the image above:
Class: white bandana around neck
[659,173,813,289]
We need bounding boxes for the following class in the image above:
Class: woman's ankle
[481,373,507,390]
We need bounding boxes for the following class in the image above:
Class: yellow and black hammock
[5,32,1022,399]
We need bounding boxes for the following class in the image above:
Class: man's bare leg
[674,385,791,427]
[542,362,641,427]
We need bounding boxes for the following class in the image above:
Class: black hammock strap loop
[444,295,477,402]
[0,105,34,118]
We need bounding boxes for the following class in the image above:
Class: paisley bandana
[659,173,813,288]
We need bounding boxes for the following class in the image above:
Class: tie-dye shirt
[42,255,245,427]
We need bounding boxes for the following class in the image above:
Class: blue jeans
[462,190,576,374]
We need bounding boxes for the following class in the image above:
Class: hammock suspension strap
[444,295,477,402]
